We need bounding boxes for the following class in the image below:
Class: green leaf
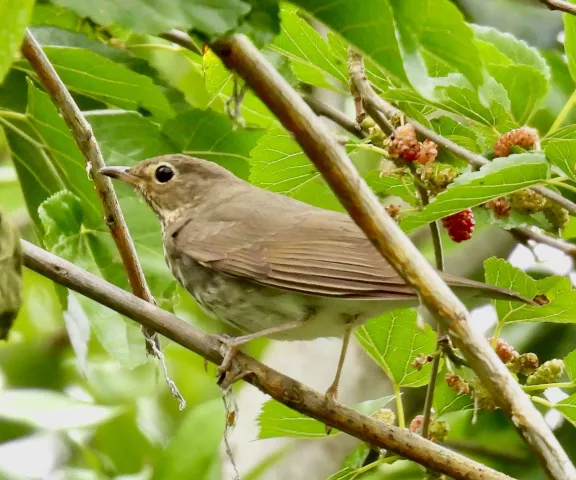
[4,116,63,234]
[85,110,176,165]
[294,0,483,96]
[39,191,148,367]
[19,47,174,122]
[545,139,576,180]
[489,65,548,125]
[563,12,576,84]
[258,395,394,439]
[271,9,348,90]
[201,48,278,127]
[249,128,342,210]
[163,109,264,180]
[564,350,576,384]
[26,81,102,228]
[327,443,371,480]
[554,392,576,427]
[400,154,549,232]
[240,0,281,46]
[473,25,550,79]
[153,399,225,480]
[0,0,35,83]
[0,389,119,430]
[52,0,251,37]
[355,309,437,387]
[543,125,576,142]
[365,171,417,205]
[484,257,576,324]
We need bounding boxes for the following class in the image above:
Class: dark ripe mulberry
[494,127,539,157]
[509,189,546,215]
[442,208,475,242]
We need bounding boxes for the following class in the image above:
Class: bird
[100,154,533,404]
[0,209,22,340]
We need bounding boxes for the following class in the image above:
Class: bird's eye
[155,165,174,183]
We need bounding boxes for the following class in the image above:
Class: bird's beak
[99,166,141,186]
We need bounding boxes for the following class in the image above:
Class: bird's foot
[213,334,248,389]
[324,385,340,435]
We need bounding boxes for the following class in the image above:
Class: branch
[511,227,576,260]
[347,51,576,218]
[20,30,159,354]
[303,94,367,139]
[538,0,576,15]
[160,29,202,55]
[208,33,575,480]
[21,240,512,480]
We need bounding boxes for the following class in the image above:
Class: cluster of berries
[486,127,569,230]
[443,338,564,412]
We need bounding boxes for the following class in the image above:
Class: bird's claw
[213,334,246,389]
[324,386,339,435]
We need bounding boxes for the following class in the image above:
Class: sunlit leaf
[0,389,120,430]
[400,154,549,232]
[249,128,341,210]
[485,257,576,324]
[0,0,35,83]
[355,309,436,387]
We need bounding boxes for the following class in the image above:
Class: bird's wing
[170,207,417,299]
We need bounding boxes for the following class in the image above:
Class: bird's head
[99,154,239,225]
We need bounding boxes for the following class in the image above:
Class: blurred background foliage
[1,0,576,479]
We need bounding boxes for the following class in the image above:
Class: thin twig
[347,49,394,135]
[303,94,367,139]
[347,51,576,218]
[538,0,576,15]
[207,32,575,480]
[410,164,445,439]
[21,239,513,480]
[511,227,576,261]
[20,30,161,354]
[160,29,202,55]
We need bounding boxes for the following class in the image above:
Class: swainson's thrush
[0,209,22,340]
[101,155,532,402]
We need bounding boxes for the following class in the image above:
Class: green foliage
[0,0,35,83]
[355,309,436,388]
[401,154,549,232]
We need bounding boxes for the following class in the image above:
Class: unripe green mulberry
[526,359,565,386]
[507,352,540,376]
[543,201,570,231]
[509,189,547,215]
[418,164,459,196]
[470,378,497,411]
[373,408,396,425]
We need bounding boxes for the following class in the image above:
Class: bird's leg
[325,318,356,409]
[214,313,313,374]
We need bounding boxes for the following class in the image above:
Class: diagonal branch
[347,51,576,217]
[538,0,576,15]
[20,30,159,354]
[21,239,512,480]
[207,33,575,480]
[303,94,367,139]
